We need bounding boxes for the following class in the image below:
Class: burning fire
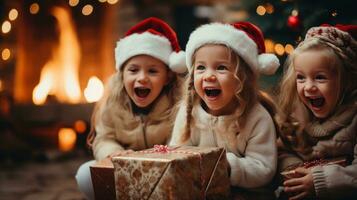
[33,6,81,105]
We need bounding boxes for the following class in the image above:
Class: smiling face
[123,55,170,108]
[193,44,239,116]
[294,49,340,119]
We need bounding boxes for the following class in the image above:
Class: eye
[315,74,327,80]
[296,74,305,82]
[128,67,138,73]
[195,65,205,70]
[148,68,159,74]
[217,65,228,71]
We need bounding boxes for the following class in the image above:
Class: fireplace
[10,1,119,152]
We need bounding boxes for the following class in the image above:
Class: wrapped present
[281,157,347,179]
[90,158,115,200]
[112,145,230,200]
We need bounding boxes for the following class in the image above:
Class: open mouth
[309,97,325,108]
[134,87,151,98]
[205,88,221,97]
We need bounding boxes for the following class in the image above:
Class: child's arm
[92,120,125,160]
[227,104,277,188]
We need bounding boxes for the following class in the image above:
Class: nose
[138,71,149,84]
[203,72,217,82]
[304,79,317,92]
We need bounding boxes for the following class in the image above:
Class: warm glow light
[98,0,107,2]
[285,44,294,54]
[30,3,40,14]
[0,80,3,91]
[256,5,266,16]
[33,7,81,105]
[264,39,275,53]
[274,44,285,56]
[84,76,104,103]
[265,3,274,14]
[74,120,87,134]
[58,128,77,152]
[9,9,18,21]
[107,0,119,4]
[69,0,79,7]
[291,9,299,16]
[82,5,93,16]
[331,11,338,17]
[1,48,11,60]
[2,21,11,34]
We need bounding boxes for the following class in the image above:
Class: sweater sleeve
[92,118,124,161]
[226,105,277,188]
[311,118,357,199]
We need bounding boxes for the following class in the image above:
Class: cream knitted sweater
[169,101,277,188]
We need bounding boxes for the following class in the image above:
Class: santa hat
[115,17,186,73]
[185,22,279,75]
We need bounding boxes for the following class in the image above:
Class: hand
[283,167,315,200]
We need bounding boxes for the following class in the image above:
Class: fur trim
[258,53,280,75]
[169,51,186,73]
[186,23,259,71]
[115,32,172,70]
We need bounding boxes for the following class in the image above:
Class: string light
[1,48,11,60]
[256,5,266,16]
[107,0,119,4]
[274,43,285,56]
[69,0,79,7]
[1,21,11,34]
[29,3,40,14]
[9,9,18,21]
[82,4,93,16]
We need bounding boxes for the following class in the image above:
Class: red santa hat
[115,17,186,73]
[185,22,279,75]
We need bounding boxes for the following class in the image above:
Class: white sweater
[169,102,277,188]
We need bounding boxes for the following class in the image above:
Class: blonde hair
[277,37,356,152]
[180,44,276,143]
[86,63,181,148]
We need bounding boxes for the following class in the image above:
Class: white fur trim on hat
[186,23,259,71]
[115,32,172,70]
[258,53,280,75]
[186,23,280,75]
[169,50,186,73]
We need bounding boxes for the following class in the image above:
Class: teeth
[135,88,150,98]
[205,89,221,97]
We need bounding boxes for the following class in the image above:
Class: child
[169,21,280,188]
[277,24,357,199]
[75,17,186,200]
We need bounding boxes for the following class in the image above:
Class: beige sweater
[169,101,277,188]
[278,104,357,199]
[93,94,175,160]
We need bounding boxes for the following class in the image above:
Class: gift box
[90,158,116,200]
[112,145,230,200]
[281,157,347,179]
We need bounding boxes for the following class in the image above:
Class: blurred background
[0,0,356,199]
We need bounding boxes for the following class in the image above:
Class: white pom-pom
[258,53,280,75]
[169,51,187,73]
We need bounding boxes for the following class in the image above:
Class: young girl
[75,17,186,199]
[169,21,280,188]
[277,24,357,199]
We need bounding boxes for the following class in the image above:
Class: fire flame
[84,76,104,103]
[33,6,81,105]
